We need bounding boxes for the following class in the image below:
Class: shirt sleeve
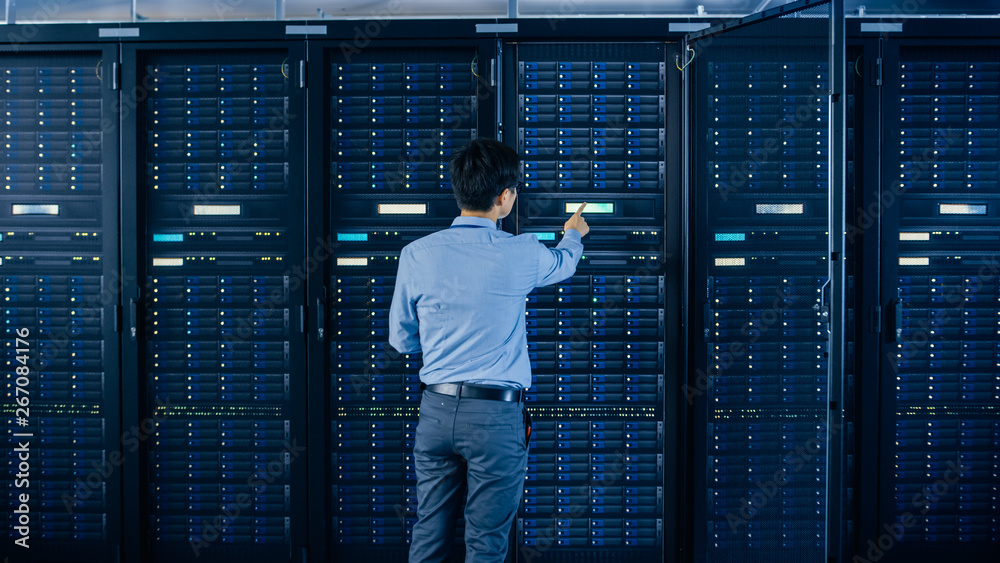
[535,228,584,287]
[388,248,422,354]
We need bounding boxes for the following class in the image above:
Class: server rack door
[0,45,122,563]
[320,42,492,561]
[508,42,669,563]
[840,40,865,562]
[847,36,882,563]
[686,2,835,561]
[873,41,1000,562]
[127,44,308,563]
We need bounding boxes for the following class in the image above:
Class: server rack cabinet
[504,40,677,563]
[311,38,496,562]
[685,1,840,561]
[0,44,122,563]
[868,29,1000,561]
[121,41,310,563]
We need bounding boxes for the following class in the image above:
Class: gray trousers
[408,390,528,563]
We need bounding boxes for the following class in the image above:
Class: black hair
[449,138,520,212]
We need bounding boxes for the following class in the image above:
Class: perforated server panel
[137,49,306,562]
[325,46,483,560]
[688,6,832,561]
[877,46,1000,560]
[512,43,666,563]
[0,49,120,562]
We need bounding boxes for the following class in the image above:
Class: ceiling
[4,0,998,24]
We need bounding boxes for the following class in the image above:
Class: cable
[281,58,290,79]
[471,54,479,78]
[675,45,695,72]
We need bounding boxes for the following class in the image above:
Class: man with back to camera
[388,137,589,562]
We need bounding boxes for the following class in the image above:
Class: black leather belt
[421,382,525,403]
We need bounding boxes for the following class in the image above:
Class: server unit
[509,42,669,562]
[128,45,309,562]
[874,41,1000,560]
[319,43,489,561]
[0,46,121,562]
[687,3,836,561]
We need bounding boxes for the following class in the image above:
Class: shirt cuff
[562,228,583,242]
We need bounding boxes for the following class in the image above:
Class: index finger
[572,202,587,216]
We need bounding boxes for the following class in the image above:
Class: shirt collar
[451,216,498,229]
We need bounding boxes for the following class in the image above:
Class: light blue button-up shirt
[388,216,584,389]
